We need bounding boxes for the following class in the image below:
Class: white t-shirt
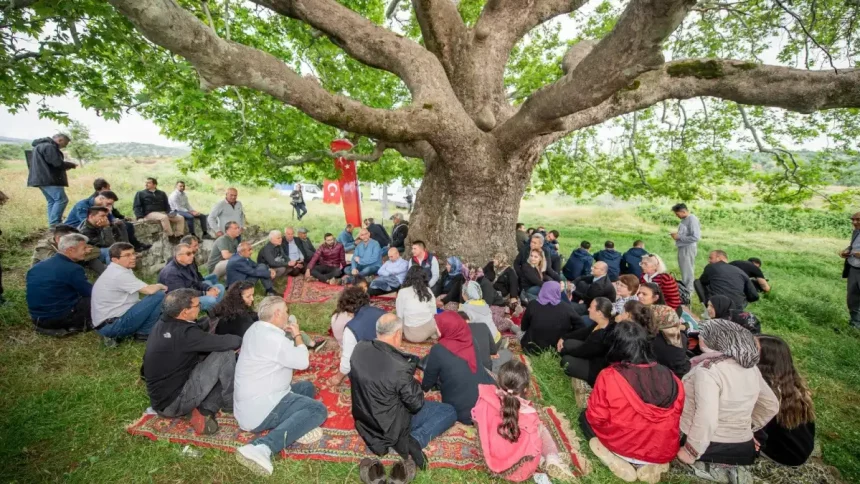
[395,286,436,327]
[234,320,311,431]
[91,263,147,327]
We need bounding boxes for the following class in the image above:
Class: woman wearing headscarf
[677,319,779,478]
[639,254,682,310]
[435,256,466,306]
[422,311,495,424]
[459,281,506,349]
[648,305,691,378]
[483,252,519,305]
[707,295,761,334]
[468,266,520,337]
[520,281,585,355]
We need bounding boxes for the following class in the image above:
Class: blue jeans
[176,211,207,236]
[203,274,219,286]
[39,186,69,227]
[352,263,381,277]
[251,381,327,453]
[293,202,307,220]
[97,291,165,338]
[199,283,226,311]
[410,401,457,449]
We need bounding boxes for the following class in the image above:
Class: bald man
[227,242,277,296]
[571,261,617,315]
[208,188,246,238]
[368,248,408,296]
[841,212,860,328]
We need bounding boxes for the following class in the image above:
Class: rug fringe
[546,405,592,476]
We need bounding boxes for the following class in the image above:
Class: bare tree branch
[541,60,860,144]
[627,112,653,190]
[494,0,696,152]
[772,0,838,72]
[266,142,390,167]
[107,0,439,142]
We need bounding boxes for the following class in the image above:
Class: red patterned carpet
[282,276,345,304]
[127,339,587,474]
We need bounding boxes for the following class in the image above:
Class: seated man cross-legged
[227,241,278,296]
[91,243,168,343]
[350,314,457,472]
[306,232,347,284]
[144,289,242,435]
[344,228,382,284]
[234,297,328,476]
[257,230,292,278]
[159,244,225,312]
[368,247,409,296]
[206,221,241,279]
[25,233,94,336]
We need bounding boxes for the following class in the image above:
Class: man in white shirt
[169,181,209,239]
[207,188,246,238]
[234,296,328,476]
[91,242,168,344]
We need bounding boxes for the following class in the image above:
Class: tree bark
[407,148,535,263]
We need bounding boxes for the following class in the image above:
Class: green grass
[1,158,859,483]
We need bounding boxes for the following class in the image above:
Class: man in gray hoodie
[670,203,701,292]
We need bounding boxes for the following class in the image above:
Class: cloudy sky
[0,95,186,147]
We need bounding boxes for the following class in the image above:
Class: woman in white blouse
[396,265,439,342]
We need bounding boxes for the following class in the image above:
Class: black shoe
[202,233,215,240]
[33,325,71,338]
[133,333,149,342]
[407,437,427,470]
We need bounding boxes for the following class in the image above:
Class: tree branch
[1,0,38,10]
[772,0,837,72]
[266,142,390,167]
[544,59,860,143]
[494,0,696,152]
[410,0,468,77]
[107,0,439,142]
[476,0,589,53]
[249,0,452,102]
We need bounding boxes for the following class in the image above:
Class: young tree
[2,0,859,261]
[66,121,100,166]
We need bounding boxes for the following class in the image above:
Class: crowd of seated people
[24,198,822,484]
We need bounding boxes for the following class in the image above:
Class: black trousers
[311,265,342,283]
[848,266,860,326]
[33,297,91,331]
[680,434,757,465]
[560,340,596,385]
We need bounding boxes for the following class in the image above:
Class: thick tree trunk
[407,151,533,265]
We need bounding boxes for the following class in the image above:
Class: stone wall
[133,220,265,274]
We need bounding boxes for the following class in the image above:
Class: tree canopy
[2,0,859,207]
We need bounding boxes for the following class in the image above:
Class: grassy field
[1,158,859,483]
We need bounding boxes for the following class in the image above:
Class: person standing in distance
[670,203,701,293]
[841,212,860,329]
[27,134,75,227]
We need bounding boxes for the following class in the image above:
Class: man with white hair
[234,297,328,476]
[280,227,306,276]
[227,242,278,296]
[571,261,617,314]
[256,230,292,278]
[350,313,457,471]
[25,233,93,336]
[208,187,246,238]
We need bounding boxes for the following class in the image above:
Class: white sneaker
[296,427,324,445]
[236,444,273,476]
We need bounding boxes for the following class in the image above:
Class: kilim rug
[283,276,345,304]
[127,339,588,475]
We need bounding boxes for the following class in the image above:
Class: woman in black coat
[520,281,585,354]
[212,281,257,337]
[483,252,519,304]
[558,297,616,386]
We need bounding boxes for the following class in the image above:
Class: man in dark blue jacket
[593,240,622,282]
[159,244,225,312]
[562,241,593,281]
[227,242,277,295]
[621,240,648,278]
[27,134,75,227]
[25,233,92,336]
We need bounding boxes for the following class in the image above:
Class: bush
[636,204,851,238]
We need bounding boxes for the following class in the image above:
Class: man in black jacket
[699,250,759,309]
[364,218,391,248]
[133,177,186,237]
[257,230,294,277]
[350,314,457,470]
[27,134,75,227]
[143,289,242,435]
[390,213,409,253]
[158,244,224,312]
[571,261,617,315]
[79,207,125,264]
[296,228,316,260]
[92,178,151,251]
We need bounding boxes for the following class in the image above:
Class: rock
[132,220,265,275]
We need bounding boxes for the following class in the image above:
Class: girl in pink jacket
[471,360,574,482]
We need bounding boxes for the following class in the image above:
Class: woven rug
[127,339,587,474]
[283,276,345,304]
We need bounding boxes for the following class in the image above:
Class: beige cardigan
[680,358,779,458]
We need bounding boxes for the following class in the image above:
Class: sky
[0,95,186,147]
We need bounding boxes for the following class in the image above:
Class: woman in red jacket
[639,254,682,310]
[580,322,685,484]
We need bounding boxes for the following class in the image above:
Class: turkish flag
[323,179,341,204]
[331,139,362,227]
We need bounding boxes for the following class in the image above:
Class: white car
[297,183,323,201]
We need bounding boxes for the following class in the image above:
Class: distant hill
[0,136,29,145]
[97,142,190,158]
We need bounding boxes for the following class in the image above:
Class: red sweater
[641,273,682,309]
[585,364,685,464]
[308,243,346,271]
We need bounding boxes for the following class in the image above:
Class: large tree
[2,0,859,261]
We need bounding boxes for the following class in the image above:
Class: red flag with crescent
[323,179,341,204]
[331,139,362,227]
